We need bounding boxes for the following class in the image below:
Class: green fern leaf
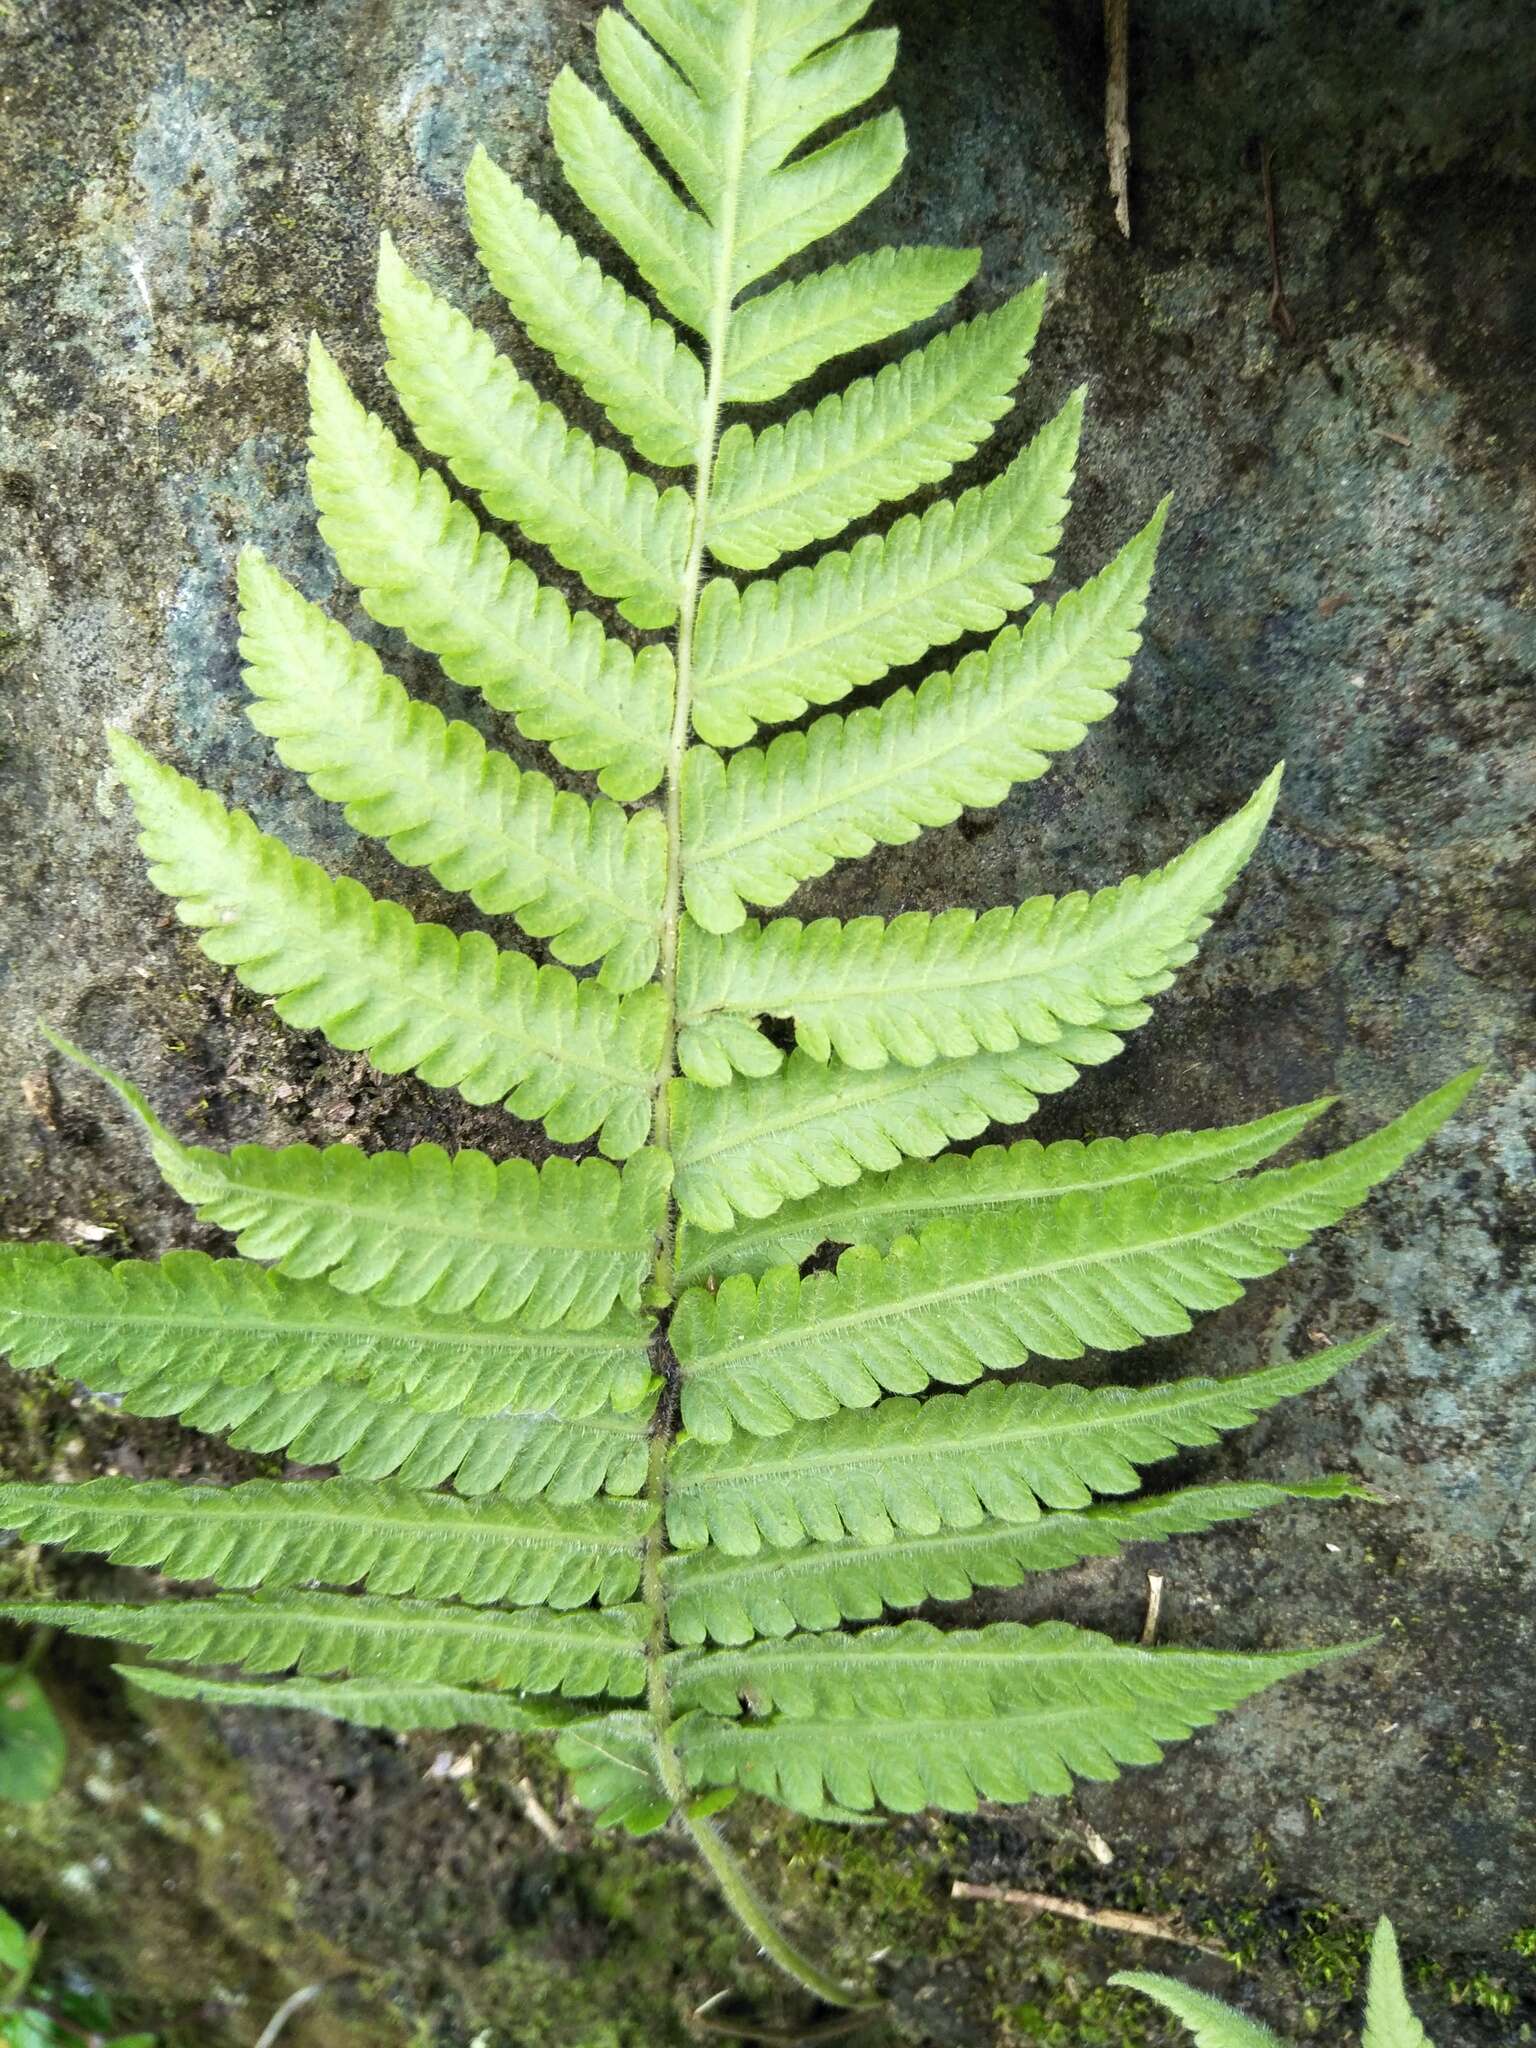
[690,390,1081,747]
[54,1042,668,1324]
[179,1381,651,1503]
[670,1017,1137,1229]
[0,1243,653,1417]
[1,1593,648,1697]
[673,1082,1471,1437]
[307,339,672,800]
[378,236,691,628]
[0,1477,651,1608]
[108,738,664,1156]
[706,285,1044,571]
[676,1097,1333,1283]
[1363,1918,1435,2048]
[665,1338,1378,1552]
[465,146,705,468]
[124,1663,578,1734]
[721,244,980,404]
[677,771,1278,1079]
[238,552,666,989]
[671,1620,1350,1814]
[680,506,1166,930]
[1109,1974,1287,2048]
[556,1710,672,1833]
[670,1017,1136,1229]
[665,1479,1361,1646]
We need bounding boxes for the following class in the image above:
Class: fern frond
[690,391,1081,747]
[676,1098,1334,1284]
[0,1243,654,1422]
[664,1479,1360,1646]
[721,245,980,405]
[671,1620,1348,1813]
[680,508,1166,930]
[671,1082,1470,1437]
[307,339,672,800]
[665,1339,1378,1552]
[238,553,666,989]
[56,1041,667,1325]
[550,0,908,349]
[1109,1975,1286,2048]
[0,1593,648,1697]
[1363,1918,1434,2048]
[0,1477,652,1608]
[108,738,665,1157]
[670,1018,1136,1229]
[124,1663,577,1734]
[677,771,1279,1079]
[378,237,691,628]
[706,286,1045,571]
[465,147,704,468]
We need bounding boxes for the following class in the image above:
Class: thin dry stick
[1104,0,1132,237]
[1141,1570,1166,1645]
[1261,144,1298,341]
[951,1882,1229,1958]
[253,1983,324,2048]
[515,1775,567,1848]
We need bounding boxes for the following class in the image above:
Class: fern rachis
[2,0,1474,2011]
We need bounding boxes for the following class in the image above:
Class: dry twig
[951,1882,1229,1958]
[1104,0,1132,237]
[1141,1570,1165,1645]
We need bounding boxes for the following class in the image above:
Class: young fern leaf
[1111,1913,1436,2048]
[2,0,1474,2006]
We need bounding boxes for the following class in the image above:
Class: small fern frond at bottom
[0,1477,652,1608]
[1111,1913,1436,2048]
[124,1664,577,1735]
[1110,1974,1285,2048]
[669,1620,1353,1815]
[1362,1918,1435,2048]
[2,1593,649,1696]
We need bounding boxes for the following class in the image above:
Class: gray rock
[0,0,1529,2040]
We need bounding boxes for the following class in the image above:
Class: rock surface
[0,0,1531,2042]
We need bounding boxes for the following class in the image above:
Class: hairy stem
[683,1813,879,2012]
[629,6,869,2009]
